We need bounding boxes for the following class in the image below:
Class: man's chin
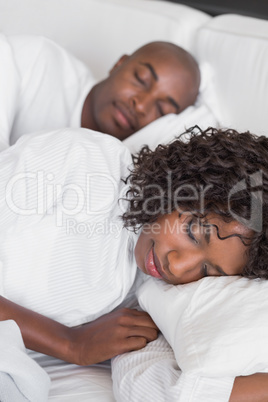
[94,114,134,140]
[104,126,133,141]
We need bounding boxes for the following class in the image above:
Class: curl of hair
[122,126,268,280]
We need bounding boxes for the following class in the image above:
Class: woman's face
[135,211,251,285]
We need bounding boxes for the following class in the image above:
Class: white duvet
[0,320,50,402]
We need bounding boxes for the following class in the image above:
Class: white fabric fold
[0,320,50,402]
[112,334,234,401]
[137,276,268,377]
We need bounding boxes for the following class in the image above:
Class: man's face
[86,46,199,140]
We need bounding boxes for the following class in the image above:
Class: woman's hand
[68,308,159,365]
[0,297,158,365]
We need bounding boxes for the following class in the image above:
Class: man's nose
[167,249,203,278]
[131,93,152,116]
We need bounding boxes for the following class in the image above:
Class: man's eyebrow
[140,62,158,81]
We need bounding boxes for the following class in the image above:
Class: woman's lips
[145,245,163,279]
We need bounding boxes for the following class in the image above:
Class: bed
[0,0,268,400]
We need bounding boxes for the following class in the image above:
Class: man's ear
[109,54,129,75]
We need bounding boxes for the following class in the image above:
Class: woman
[113,126,268,401]
[0,126,267,399]
[124,127,266,284]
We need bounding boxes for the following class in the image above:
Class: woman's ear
[109,54,129,75]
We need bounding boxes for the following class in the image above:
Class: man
[82,41,200,140]
[0,34,200,146]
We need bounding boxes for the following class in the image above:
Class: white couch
[1,0,267,142]
[0,0,268,400]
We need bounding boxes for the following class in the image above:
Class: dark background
[165,0,268,19]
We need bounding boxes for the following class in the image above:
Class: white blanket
[0,320,50,401]
[0,33,95,147]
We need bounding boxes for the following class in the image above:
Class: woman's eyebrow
[202,225,228,275]
[204,229,211,245]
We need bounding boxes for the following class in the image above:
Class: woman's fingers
[127,325,158,342]
[115,308,159,330]
[70,308,160,364]
[121,335,158,353]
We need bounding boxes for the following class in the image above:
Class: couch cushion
[195,14,268,135]
[0,0,210,79]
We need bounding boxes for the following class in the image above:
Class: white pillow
[195,14,268,136]
[123,101,217,154]
[137,276,268,377]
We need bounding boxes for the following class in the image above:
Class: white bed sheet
[29,351,115,402]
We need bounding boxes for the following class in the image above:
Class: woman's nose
[167,249,203,278]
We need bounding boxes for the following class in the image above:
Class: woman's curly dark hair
[122,126,268,280]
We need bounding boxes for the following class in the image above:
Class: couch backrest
[1,0,268,136]
[195,14,268,135]
[0,0,210,80]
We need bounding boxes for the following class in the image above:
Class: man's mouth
[113,101,138,132]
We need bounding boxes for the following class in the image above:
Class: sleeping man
[0,34,200,147]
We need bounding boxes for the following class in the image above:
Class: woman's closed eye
[202,264,208,277]
[187,219,211,278]
[187,219,198,244]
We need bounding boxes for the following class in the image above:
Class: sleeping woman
[0,126,267,400]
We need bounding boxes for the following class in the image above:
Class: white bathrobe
[0,34,95,149]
